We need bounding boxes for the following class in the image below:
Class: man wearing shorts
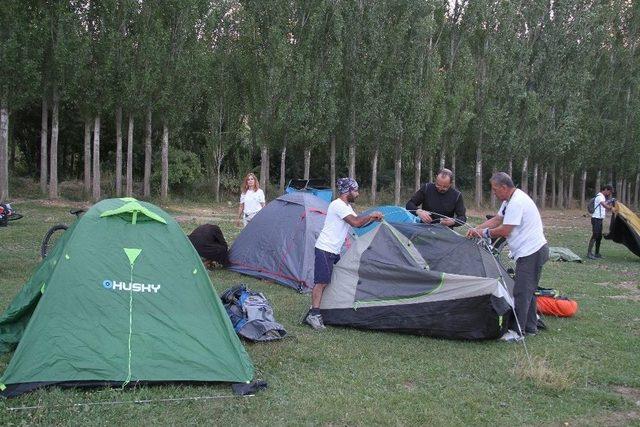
[304,178,383,330]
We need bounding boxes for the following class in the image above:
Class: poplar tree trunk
[143,108,152,198]
[330,134,336,195]
[160,122,168,200]
[568,172,574,209]
[49,90,59,199]
[558,166,564,209]
[634,172,639,209]
[439,149,445,170]
[580,170,587,210]
[532,163,539,205]
[349,111,356,179]
[451,149,457,187]
[414,145,422,191]
[595,170,601,195]
[83,118,92,196]
[521,157,528,194]
[126,114,133,197]
[508,157,513,177]
[490,166,497,208]
[115,106,123,197]
[428,154,434,184]
[394,138,402,206]
[0,100,8,203]
[260,144,269,196]
[348,143,356,179]
[616,178,623,202]
[541,170,548,209]
[620,178,625,205]
[551,164,557,208]
[92,116,101,201]
[279,144,286,195]
[40,98,48,195]
[371,145,379,205]
[303,148,311,180]
[475,143,483,207]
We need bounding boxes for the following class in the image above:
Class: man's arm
[406,186,425,212]
[450,192,467,227]
[344,212,383,228]
[406,185,432,223]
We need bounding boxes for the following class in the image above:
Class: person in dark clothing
[406,168,467,227]
[588,185,614,259]
[188,224,229,269]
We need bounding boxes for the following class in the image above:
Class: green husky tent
[0,198,254,397]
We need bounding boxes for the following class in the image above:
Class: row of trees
[1,0,638,209]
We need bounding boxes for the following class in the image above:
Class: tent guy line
[6,394,254,411]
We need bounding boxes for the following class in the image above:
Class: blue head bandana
[337,178,358,195]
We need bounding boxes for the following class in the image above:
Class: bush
[152,148,203,191]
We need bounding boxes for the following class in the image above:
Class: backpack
[220,284,287,342]
[587,196,597,214]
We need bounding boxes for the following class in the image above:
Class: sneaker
[525,330,538,337]
[587,253,597,260]
[594,253,603,259]
[304,313,326,330]
[499,330,523,342]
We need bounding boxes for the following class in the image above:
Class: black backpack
[587,196,597,214]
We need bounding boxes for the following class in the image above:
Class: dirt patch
[613,386,640,406]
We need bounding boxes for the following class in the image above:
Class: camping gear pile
[535,287,579,317]
[220,284,287,342]
[0,198,255,397]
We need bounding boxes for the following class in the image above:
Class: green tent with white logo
[0,198,254,397]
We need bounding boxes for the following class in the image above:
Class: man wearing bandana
[304,178,383,330]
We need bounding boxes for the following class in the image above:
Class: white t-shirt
[498,189,547,260]
[240,189,265,215]
[315,199,356,255]
[591,192,606,219]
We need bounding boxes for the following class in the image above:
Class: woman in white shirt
[236,173,265,227]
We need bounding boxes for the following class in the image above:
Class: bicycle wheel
[41,224,68,259]
[7,212,23,221]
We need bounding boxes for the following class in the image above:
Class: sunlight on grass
[512,352,575,391]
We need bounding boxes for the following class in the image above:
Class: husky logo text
[102,279,161,294]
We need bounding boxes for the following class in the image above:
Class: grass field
[1,198,639,426]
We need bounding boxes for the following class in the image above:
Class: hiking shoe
[499,330,523,342]
[304,313,326,330]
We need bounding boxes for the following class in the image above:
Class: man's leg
[305,248,334,330]
[593,218,603,258]
[588,218,597,259]
[525,245,549,334]
[513,248,545,335]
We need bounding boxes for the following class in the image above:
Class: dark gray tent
[228,192,329,292]
[320,222,515,340]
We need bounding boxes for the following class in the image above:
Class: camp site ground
[0,198,638,425]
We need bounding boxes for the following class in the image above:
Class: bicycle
[0,203,24,226]
[40,209,85,259]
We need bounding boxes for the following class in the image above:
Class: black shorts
[314,248,340,285]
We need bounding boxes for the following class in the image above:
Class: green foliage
[151,147,202,190]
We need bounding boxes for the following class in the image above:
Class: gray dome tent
[320,221,515,340]
[228,192,330,292]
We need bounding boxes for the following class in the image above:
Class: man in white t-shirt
[467,172,548,342]
[588,185,613,259]
[304,178,383,330]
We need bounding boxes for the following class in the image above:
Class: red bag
[536,295,578,317]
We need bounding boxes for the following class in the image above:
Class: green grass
[1,199,639,425]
